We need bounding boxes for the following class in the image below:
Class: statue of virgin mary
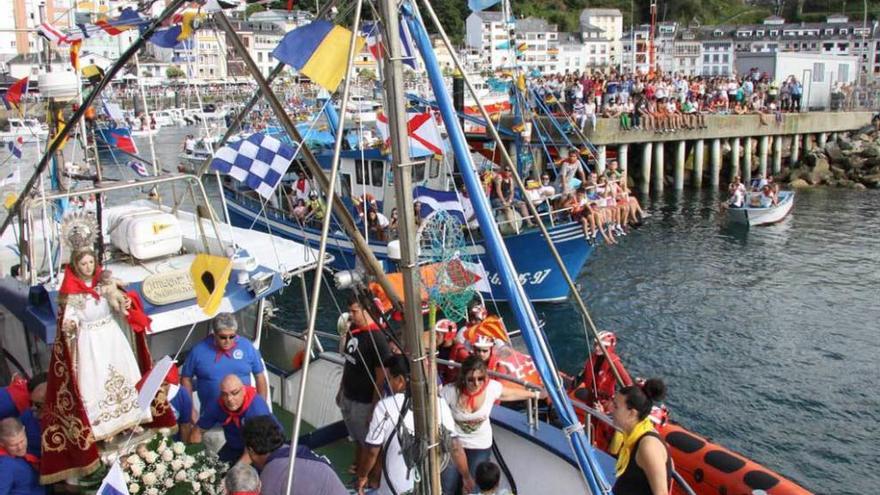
[39,214,152,483]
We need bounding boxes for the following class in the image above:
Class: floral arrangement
[114,429,228,495]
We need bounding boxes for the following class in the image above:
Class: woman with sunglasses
[439,355,543,494]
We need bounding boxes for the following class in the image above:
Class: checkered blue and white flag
[209,132,294,199]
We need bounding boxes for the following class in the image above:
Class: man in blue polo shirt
[181,312,268,409]
[0,417,44,495]
[1,374,46,458]
[190,374,280,463]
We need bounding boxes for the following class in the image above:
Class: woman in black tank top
[610,378,671,495]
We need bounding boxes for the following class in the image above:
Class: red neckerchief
[0,447,40,471]
[350,321,381,336]
[460,380,489,411]
[5,376,30,413]
[220,386,257,428]
[296,178,307,193]
[58,264,103,300]
[213,337,238,363]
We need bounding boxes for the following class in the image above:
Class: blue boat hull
[224,191,592,302]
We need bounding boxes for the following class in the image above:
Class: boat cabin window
[413,161,426,182]
[340,173,352,199]
[429,158,441,179]
[371,160,384,187]
[355,159,385,187]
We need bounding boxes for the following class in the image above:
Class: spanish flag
[272,20,365,93]
[190,254,232,316]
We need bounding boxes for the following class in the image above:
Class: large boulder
[824,141,845,162]
[859,144,880,158]
[831,166,846,178]
[852,182,868,190]
[838,138,854,151]
[811,155,830,174]
[789,178,811,188]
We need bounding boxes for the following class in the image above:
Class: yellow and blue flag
[272,20,365,93]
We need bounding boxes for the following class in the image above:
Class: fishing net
[418,210,478,322]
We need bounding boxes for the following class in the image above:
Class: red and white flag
[38,22,69,44]
[376,111,444,156]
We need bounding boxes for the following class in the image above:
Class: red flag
[69,40,81,71]
[5,77,28,109]
[287,0,295,10]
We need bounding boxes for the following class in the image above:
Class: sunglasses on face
[216,334,236,341]
[467,375,486,384]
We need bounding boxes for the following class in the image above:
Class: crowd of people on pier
[528,68,830,133]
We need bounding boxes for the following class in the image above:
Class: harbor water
[2,127,877,493]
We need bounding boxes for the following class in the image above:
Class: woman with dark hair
[439,355,541,494]
[611,378,671,495]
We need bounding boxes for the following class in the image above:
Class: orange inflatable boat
[570,332,812,495]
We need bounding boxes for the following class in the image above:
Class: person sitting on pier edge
[492,167,532,229]
[604,159,623,184]
[241,416,347,495]
[181,312,268,410]
[439,356,544,493]
[0,417,43,495]
[554,149,585,195]
[224,462,261,495]
[358,355,474,495]
[610,378,671,495]
[337,297,392,479]
[190,374,279,463]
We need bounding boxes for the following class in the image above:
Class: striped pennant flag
[7,137,22,159]
[128,161,149,177]
[38,22,68,44]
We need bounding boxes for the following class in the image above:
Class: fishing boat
[726,191,795,226]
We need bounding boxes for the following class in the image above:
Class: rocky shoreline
[783,125,880,190]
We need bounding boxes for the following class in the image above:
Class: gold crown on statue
[61,212,99,253]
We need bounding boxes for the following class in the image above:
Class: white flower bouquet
[118,430,228,495]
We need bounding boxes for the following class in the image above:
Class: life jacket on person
[569,331,633,450]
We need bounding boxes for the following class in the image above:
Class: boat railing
[18,173,225,284]
[491,200,577,232]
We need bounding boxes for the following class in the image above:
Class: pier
[498,111,875,194]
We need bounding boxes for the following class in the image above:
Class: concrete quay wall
[499,111,875,194]
[582,111,875,146]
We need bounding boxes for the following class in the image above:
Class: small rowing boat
[727,191,795,227]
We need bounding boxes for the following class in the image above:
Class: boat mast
[378,0,441,491]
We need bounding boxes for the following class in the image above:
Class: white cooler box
[107,207,183,260]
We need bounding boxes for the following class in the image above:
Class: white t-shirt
[440,380,503,450]
[365,393,457,495]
